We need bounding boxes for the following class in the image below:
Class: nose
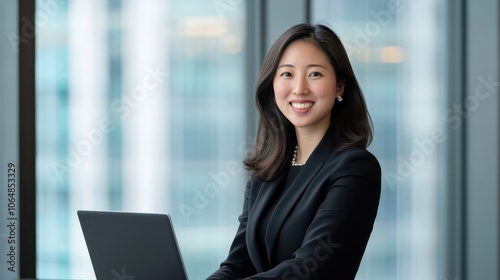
[293,75,309,95]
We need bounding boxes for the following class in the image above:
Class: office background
[0,0,498,279]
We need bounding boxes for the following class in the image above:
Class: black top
[208,130,381,280]
[257,166,302,266]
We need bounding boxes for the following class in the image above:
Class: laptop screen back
[77,210,188,280]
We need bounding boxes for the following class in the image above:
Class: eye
[309,71,322,78]
[280,72,292,77]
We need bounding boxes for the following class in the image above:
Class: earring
[337,96,343,102]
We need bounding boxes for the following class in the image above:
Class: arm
[207,179,258,280]
[241,149,381,280]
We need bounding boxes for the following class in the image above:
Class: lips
[290,101,314,113]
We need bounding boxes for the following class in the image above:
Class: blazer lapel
[246,171,287,272]
[264,132,334,260]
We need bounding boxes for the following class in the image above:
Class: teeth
[291,102,313,109]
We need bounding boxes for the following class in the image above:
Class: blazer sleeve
[206,178,258,280]
[240,149,381,280]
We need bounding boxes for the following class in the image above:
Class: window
[312,0,451,279]
[35,0,472,279]
[36,0,246,278]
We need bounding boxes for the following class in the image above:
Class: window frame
[19,0,37,278]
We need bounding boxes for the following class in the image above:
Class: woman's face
[273,40,344,133]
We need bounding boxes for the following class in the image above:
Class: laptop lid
[77,210,188,280]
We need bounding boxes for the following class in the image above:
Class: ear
[336,80,345,97]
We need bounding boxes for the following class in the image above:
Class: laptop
[77,210,188,280]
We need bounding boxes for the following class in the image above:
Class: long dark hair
[244,23,373,181]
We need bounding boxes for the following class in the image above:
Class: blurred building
[0,0,498,279]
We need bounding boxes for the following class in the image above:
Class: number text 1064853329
[6,162,17,273]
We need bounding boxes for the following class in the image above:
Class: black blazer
[208,132,381,280]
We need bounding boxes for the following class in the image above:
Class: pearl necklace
[291,145,306,166]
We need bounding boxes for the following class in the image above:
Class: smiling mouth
[291,102,314,109]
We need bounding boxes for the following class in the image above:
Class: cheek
[314,86,337,109]
[315,83,337,99]
[273,81,289,99]
[273,83,289,113]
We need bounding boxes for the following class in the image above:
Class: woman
[208,23,381,280]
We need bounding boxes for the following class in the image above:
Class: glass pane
[312,0,449,279]
[36,0,246,279]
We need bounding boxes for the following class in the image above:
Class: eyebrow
[277,64,328,69]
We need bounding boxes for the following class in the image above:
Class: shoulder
[332,147,379,165]
[326,147,381,180]
[334,147,379,165]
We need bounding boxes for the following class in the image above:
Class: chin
[290,121,311,128]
